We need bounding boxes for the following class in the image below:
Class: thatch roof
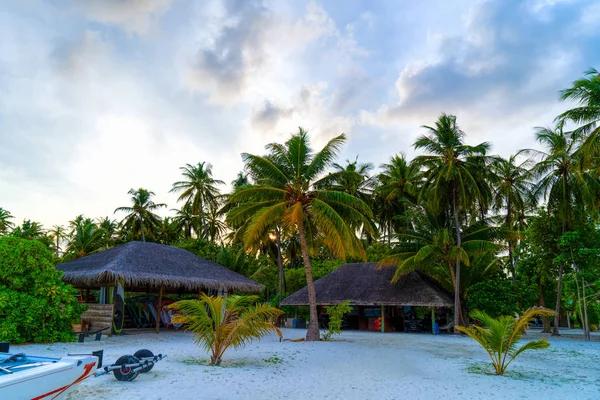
[56,241,263,293]
[281,262,452,307]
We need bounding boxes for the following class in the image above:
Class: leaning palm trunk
[456,307,555,375]
[298,218,320,341]
[169,294,282,366]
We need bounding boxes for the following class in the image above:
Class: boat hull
[0,354,98,400]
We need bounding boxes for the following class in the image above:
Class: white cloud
[75,0,174,35]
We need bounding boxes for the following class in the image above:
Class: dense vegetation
[0,237,84,343]
[1,68,599,341]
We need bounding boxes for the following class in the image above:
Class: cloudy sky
[1,0,599,228]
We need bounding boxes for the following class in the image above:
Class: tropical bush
[456,307,556,375]
[0,237,84,343]
[169,294,282,366]
[322,300,352,341]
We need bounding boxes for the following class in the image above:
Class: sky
[1,0,599,229]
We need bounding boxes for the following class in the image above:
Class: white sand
[15,329,600,400]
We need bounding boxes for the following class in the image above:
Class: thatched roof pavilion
[57,241,263,293]
[281,262,452,307]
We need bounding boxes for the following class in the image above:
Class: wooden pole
[381,305,385,333]
[155,286,164,334]
[431,307,435,334]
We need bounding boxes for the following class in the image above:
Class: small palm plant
[169,294,283,366]
[456,307,556,375]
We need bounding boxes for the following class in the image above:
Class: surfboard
[112,280,125,333]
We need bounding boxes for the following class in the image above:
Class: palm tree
[231,171,250,190]
[378,207,500,301]
[227,128,374,341]
[456,307,555,375]
[316,156,376,202]
[64,216,103,260]
[97,217,118,249]
[523,126,600,335]
[490,155,535,281]
[115,188,166,242]
[556,67,600,166]
[375,154,419,242]
[48,225,66,258]
[413,114,491,329]
[170,162,224,241]
[0,208,15,236]
[169,294,282,366]
[10,219,45,240]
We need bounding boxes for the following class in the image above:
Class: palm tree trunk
[553,219,567,336]
[140,213,145,242]
[276,227,284,307]
[451,184,462,332]
[297,218,320,341]
[200,198,207,241]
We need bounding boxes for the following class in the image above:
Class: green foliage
[322,300,352,341]
[169,294,282,366]
[466,280,519,318]
[284,259,344,295]
[456,307,555,375]
[0,237,84,343]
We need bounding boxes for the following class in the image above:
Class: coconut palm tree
[226,128,374,341]
[115,188,166,242]
[315,156,376,202]
[0,208,14,236]
[10,219,45,240]
[169,294,282,366]
[556,67,600,166]
[413,113,491,329]
[170,162,224,241]
[375,154,420,242]
[378,207,500,302]
[97,217,118,249]
[490,155,535,280]
[64,216,103,260]
[523,126,600,335]
[48,225,66,258]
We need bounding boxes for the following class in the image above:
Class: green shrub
[0,237,84,343]
[322,300,352,341]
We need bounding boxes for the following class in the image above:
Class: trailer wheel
[113,355,140,382]
[133,349,155,373]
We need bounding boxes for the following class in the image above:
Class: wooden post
[381,305,385,333]
[431,307,435,334]
[155,286,164,334]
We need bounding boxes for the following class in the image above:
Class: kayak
[0,353,98,400]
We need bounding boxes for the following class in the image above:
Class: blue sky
[1,0,599,227]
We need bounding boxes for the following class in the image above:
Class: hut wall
[80,303,114,335]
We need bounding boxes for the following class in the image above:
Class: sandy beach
[13,329,600,400]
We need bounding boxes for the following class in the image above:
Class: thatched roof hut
[56,241,263,293]
[281,262,452,307]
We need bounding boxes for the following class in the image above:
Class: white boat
[0,353,98,400]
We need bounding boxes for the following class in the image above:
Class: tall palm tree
[375,154,420,242]
[556,67,600,166]
[0,208,15,236]
[115,188,166,242]
[226,128,374,341]
[48,225,66,258]
[523,126,600,335]
[490,155,535,280]
[316,157,376,202]
[10,219,45,240]
[170,162,224,241]
[378,207,500,298]
[413,113,491,329]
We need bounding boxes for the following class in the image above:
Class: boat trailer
[70,349,166,382]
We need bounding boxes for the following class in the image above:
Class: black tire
[113,355,140,382]
[133,349,154,373]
